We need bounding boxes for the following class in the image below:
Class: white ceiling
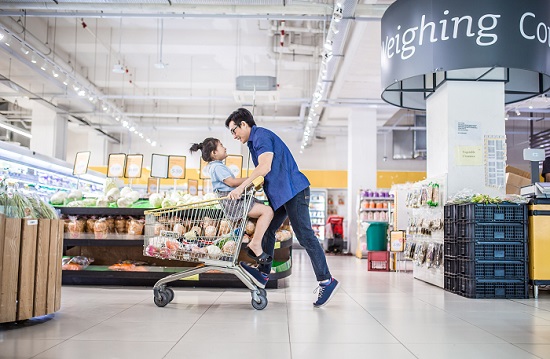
[0,0,400,146]
[0,0,548,151]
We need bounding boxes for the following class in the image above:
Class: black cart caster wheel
[165,288,175,303]
[258,288,267,297]
[251,295,268,310]
[154,292,170,307]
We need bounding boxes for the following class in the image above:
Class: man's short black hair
[225,108,256,128]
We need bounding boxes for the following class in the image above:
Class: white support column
[30,101,67,160]
[88,132,108,166]
[347,108,377,253]
[426,81,506,198]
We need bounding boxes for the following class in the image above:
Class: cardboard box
[505,165,531,179]
[506,184,521,195]
[506,172,531,188]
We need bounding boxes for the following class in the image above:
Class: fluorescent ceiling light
[0,121,32,139]
[112,63,125,73]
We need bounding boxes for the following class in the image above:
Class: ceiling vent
[233,91,279,104]
[236,76,277,91]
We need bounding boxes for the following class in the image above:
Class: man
[225,108,339,308]
[542,157,550,182]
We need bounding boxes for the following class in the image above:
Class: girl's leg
[247,203,274,256]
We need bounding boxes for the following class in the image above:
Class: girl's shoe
[246,248,273,265]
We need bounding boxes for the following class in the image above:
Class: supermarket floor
[2,249,550,359]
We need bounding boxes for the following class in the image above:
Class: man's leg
[285,188,331,282]
[257,205,287,274]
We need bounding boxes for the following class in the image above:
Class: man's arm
[228,152,273,199]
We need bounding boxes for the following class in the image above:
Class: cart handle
[144,176,264,214]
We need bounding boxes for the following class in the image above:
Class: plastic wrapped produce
[93,218,109,239]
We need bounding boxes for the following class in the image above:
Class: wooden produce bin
[0,214,64,323]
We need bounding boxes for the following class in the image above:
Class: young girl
[190,138,274,264]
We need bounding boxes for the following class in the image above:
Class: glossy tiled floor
[2,249,550,359]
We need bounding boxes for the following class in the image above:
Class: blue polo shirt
[247,126,310,210]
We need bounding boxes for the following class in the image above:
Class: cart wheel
[251,295,268,310]
[258,288,267,297]
[154,292,170,307]
[165,288,175,303]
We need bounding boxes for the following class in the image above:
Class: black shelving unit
[444,202,529,299]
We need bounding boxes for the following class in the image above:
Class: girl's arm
[223,177,247,187]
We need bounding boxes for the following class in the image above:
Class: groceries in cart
[143,176,270,310]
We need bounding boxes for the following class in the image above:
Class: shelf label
[179,274,199,281]
[27,219,38,226]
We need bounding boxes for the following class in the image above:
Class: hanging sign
[107,153,126,178]
[73,151,91,176]
[381,0,550,109]
[125,154,144,178]
[150,154,169,178]
[225,155,243,178]
[168,156,186,179]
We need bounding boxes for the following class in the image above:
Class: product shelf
[60,206,293,288]
[360,208,390,212]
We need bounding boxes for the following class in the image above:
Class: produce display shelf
[58,206,153,216]
[360,208,389,212]
[360,197,394,201]
[62,264,291,289]
[63,235,293,249]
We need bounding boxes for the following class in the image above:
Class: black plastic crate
[444,273,457,293]
[444,255,457,274]
[456,258,527,280]
[444,221,456,239]
[457,241,527,261]
[456,203,527,223]
[458,276,529,299]
[444,204,456,220]
[457,222,527,241]
[444,240,457,257]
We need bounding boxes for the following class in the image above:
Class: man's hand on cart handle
[229,186,244,200]
[228,176,264,199]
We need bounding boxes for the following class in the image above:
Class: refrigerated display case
[0,141,104,199]
[309,188,327,242]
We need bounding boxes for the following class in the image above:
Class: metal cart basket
[143,177,268,309]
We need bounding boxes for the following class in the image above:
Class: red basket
[367,251,390,272]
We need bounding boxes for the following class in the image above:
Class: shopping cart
[143,177,268,310]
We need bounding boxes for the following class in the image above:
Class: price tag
[27,219,38,226]
[125,154,144,178]
[73,151,91,176]
[168,156,186,179]
[225,155,243,178]
[107,154,126,178]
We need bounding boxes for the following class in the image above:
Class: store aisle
[1,250,550,359]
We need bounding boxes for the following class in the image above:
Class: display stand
[403,176,446,288]
[355,189,394,259]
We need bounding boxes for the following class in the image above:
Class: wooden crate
[0,215,63,323]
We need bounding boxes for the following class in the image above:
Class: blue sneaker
[313,278,340,308]
[240,262,269,288]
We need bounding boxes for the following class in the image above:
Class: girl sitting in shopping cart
[190,138,274,264]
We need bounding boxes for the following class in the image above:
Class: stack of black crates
[444,202,528,299]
